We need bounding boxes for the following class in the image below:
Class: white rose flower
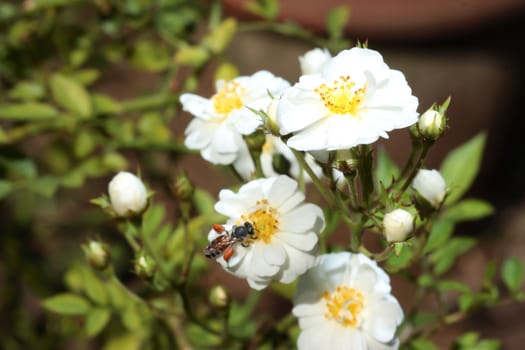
[180,70,290,165]
[293,252,404,350]
[210,175,325,290]
[108,171,148,217]
[412,169,447,208]
[383,208,413,242]
[299,48,332,75]
[277,47,419,151]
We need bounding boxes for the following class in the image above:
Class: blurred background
[1,0,525,348]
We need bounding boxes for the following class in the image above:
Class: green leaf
[440,133,486,204]
[8,81,45,100]
[142,203,165,239]
[502,257,524,293]
[326,6,350,40]
[270,280,297,300]
[83,268,108,305]
[74,131,96,158]
[131,40,170,72]
[375,147,400,189]
[0,102,59,120]
[174,45,209,68]
[410,338,438,350]
[29,176,59,197]
[244,0,279,20]
[121,306,143,331]
[437,280,471,294]
[203,18,237,54]
[42,293,91,315]
[443,199,494,222]
[92,93,122,115]
[430,237,476,275]
[103,333,143,350]
[193,188,216,215]
[86,308,111,337]
[423,219,454,253]
[50,73,92,118]
[0,180,13,199]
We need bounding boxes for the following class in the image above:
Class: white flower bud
[412,169,446,208]
[108,171,148,217]
[383,209,413,242]
[418,109,445,140]
[299,48,331,75]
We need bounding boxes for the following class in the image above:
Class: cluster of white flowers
[178,46,447,349]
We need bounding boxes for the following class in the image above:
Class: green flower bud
[134,251,156,278]
[82,240,111,270]
[418,109,446,141]
[272,153,291,175]
[172,172,194,202]
[245,130,266,153]
[209,285,229,308]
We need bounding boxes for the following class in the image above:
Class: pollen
[323,285,365,328]
[212,81,245,115]
[241,199,279,244]
[314,75,366,116]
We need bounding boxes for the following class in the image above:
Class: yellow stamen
[240,199,279,244]
[212,81,244,115]
[323,285,365,327]
[314,75,366,117]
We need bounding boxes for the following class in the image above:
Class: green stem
[356,145,374,208]
[291,148,336,208]
[399,142,432,195]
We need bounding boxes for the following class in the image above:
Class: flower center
[323,285,365,327]
[212,81,244,115]
[241,199,279,244]
[314,75,366,116]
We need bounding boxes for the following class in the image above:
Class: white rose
[383,208,413,242]
[108,171,148,217]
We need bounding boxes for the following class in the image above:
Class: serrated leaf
[42,293,91,315]
[86,308,111,337]
[443,199,494,222]
[502,257,524,293]
[423,219,454,253]
[326,6,350,40]
[0,102,59,120]
[440,133,486,204]
[50,73,92,118]
[203,18,237,54]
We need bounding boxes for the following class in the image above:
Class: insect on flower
[204,222,255,261]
